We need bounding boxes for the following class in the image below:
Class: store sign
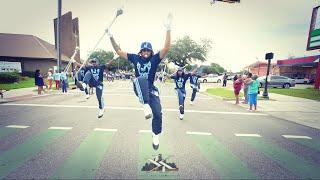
[307,6,320,51]
[0,61,22,73]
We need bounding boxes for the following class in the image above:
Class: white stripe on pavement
[235,133,262,137]
[5,125,30,129]
[139,130,152,133]
[48,127,73,130]
[186,131,212,136]
[94,128,118,132]
[282,135,312,139]
[1,103,267,116]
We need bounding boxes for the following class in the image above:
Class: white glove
[106,28,113,37]
[71,59,76,63]
[164,13,173,31]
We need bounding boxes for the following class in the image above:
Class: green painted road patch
[188,134,256,179]
[240,137,320,179]
[0,127,18,140]
[51,131,115,179]
[0,129,69,179]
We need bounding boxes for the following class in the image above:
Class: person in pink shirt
[233,74,243,104]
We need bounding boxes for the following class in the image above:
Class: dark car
[258,75,296,88]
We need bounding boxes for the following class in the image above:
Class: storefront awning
[277,56,319,68]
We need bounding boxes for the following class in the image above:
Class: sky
[0,0,319,72]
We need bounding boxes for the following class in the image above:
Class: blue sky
[0,0,319,71]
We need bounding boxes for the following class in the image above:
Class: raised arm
[109,35,128,60]
[160,30,171,60]
[160,13,173,60]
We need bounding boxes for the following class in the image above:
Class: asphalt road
[0,80,319,179]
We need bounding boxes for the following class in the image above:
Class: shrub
[0,72,20,83]
[22,71,35,78]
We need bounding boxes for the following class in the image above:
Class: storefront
[277,55,320,89]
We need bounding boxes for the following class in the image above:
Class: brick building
[277,55,320,89]
[246,61,279,77]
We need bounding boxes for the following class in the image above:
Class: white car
[293,77,310,84]
[199,74,223,83]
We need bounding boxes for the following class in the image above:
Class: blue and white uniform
[190,74,201,102]
[128,52,163,135]
[171,72,191,114]
[83,65,106,109]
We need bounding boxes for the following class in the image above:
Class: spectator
[233,74,238,82]
[47,69,53,90]
[233,74,243,104]
[248,75,259,111]
[60,71,68,93]
[243,73,253,104]
[222,73,228,87]
[0,89,4,99]
[35,69,45,95]
[53,70,61,90]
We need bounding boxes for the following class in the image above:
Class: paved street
[0,80,319,179]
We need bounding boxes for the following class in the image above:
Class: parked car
[258,75,296,88]
[293,77,310,84]
[199,74,223,83]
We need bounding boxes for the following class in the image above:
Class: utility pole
[57,0,62,73]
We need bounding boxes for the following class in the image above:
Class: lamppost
[263,52,274,99]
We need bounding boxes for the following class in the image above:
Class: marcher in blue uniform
[108,13,172,150]
[72,58,114,118]
[170,67,192,120]
[77,66,90,99]
[189,69,201,105]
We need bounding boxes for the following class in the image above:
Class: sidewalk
[0,87,38,102]
[0,84,78,103]
[228,93,320,130]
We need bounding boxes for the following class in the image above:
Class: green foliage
[200,63,226,74]
[114,57,134,72]
[89,49,114,65]
[0,72,20,83]
[167,36,212,67]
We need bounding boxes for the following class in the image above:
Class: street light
[262,52,274,99]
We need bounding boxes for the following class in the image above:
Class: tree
[89,49,114,65]
[166,36,212,67]
[115,57,134,72]
[199,63,226,74]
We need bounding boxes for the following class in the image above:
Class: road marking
[1,103,267,116]
[48,127,73,130]
[186,131,212,136]
[139,130,152,133]
[235,133,262,137]
[5,125,30,129]
[94,128,117,132]
[282,135,312,139]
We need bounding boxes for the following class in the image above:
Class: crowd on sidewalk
[231,73,260,111]
[34,68,70,95]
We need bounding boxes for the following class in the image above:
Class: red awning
[277,56,319,67]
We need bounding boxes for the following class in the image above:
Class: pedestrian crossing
[0,125,319,179]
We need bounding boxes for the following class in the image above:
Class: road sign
[307,6,320,51]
